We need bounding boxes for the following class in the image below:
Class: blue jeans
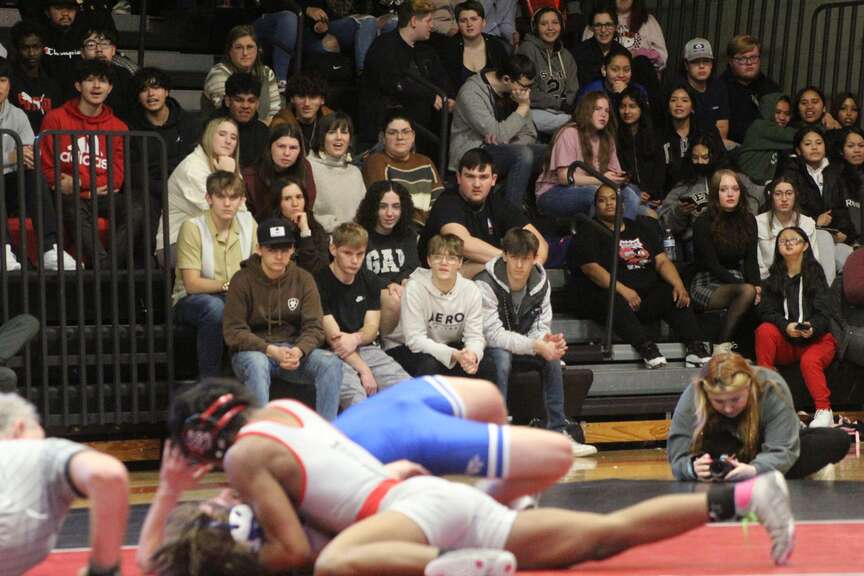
[537,183,644,220]
[174,293,226,378]
[231,346,342,420]
[254,11,300,82]
[305,16,378,72]
[483,143,546,207]
[485,347,566,431]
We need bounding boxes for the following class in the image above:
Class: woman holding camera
[755,226,838,428]
[667,352,849,482]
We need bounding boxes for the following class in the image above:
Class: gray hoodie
[667,367,800,480]
[516,34,580,111]
[384,268,486,368]
[474,255,552,355]
[0,100,35,175]
[449,72,537,172]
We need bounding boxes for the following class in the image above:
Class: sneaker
[562,428,598,457]
[43,244,79,271]
[713,341,737,356]
[809,408,834,428]
[807,462,836,481]
[424,549,517,576]
[636,341,667,369]
[4,244,21,271]
[739,471,795,565]
[684,341,712,367]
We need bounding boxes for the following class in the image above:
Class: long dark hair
[792,85,828,126]
[764,226,826,299]
[832,91,861,127]
[270,176,318,229]
[706,168,756,252]
[621,0,651,35]
[355,180,415,238]
[258,123,307,195]
[840,126,864,194]
[616,86,658,159]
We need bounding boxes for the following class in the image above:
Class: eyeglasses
[593,22,616,29]
[733,55,759,64]
[83,40,113,50]
[779,238,804,247]
[429,254,462,263]
[385,128,414,137]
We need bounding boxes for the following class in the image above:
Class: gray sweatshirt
[516,34,579,111]
[384,268,486,368]
[449,72,537,172]
[667,367,801,480]
[0,100,35,174]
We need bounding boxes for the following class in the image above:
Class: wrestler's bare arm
[224,441,312,571]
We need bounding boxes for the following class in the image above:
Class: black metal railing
[1,128,174,432]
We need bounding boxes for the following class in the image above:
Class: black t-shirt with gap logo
[315,266,381,334]
[569,217,663,293]
[418,189,529,264]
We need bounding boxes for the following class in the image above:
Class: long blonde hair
[200,117,241,175]
[690,352,786,462]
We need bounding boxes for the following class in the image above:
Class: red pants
[755,323,836,409]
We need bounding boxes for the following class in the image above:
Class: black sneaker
[636,341,667,369]
[685,341,712,367]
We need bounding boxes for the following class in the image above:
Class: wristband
[86,563,121,576]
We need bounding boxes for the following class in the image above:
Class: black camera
[709,455,735,480]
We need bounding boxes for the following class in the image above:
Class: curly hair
[355,180,415,238]
[705,168,756,253]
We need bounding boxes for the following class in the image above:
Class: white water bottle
[663,229,677,262]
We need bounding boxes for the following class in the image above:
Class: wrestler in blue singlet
[334,376,511,478]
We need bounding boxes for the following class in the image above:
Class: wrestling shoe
[425,549,517,576]
[738,471,795,565]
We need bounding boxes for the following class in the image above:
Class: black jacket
[759,271,835,342]
[359,30,454,143]
[571,37,629,89]
[720,68,780,143]
[129,97,201,180]
[659,116,726,190]
[779,156,856,243]
[440,33,509,92]
[617,128,667,199]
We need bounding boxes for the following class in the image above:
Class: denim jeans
[174,293,226,378]
[231,346,342,420]
[254,11,299,82]
[483,143,546,207]
[484,347,566,431]
[536,183,644,220]
[305,16,378,72]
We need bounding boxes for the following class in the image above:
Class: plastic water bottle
[663,229,677,262]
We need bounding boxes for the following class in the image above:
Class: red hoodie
[40,99,127,198]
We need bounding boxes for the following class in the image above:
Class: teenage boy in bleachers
[76,27,134,123]
[449,53,544,208]
[8,20,62,135]
[475,227,598,457]
[215,73,269,170]
[317,222,410,408]
[419,148,547,278]
[384,233,496,380]
[129,66,201,240]
[40,59,139,269]
[360,0,454,151]
[173,171,256,379]
[1,57,76,272]
[271,72,333,152]
[720,34,781,145]
[223,218,343,419]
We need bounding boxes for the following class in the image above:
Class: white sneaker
[561,428,598,457]
[808,462,836,481]
[424,549,517,576]
[4,244,21,271]
[43,244,79,271]
[713,341,737,356]
[809,408,834,428]
[741,471,795,565]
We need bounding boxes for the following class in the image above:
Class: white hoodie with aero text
[384,268,485,368]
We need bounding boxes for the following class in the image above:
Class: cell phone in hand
[709,454,735,480]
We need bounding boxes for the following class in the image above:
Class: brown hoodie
[223,253,325,357]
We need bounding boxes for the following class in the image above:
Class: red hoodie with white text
[39,99,127,197]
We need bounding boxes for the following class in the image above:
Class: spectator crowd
[4,0,864,440]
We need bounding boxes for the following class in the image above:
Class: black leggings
[386,344,496,381]
[785,427,851,479]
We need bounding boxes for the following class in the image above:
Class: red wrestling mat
[29,523,864,575]
[521,522,864,575]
